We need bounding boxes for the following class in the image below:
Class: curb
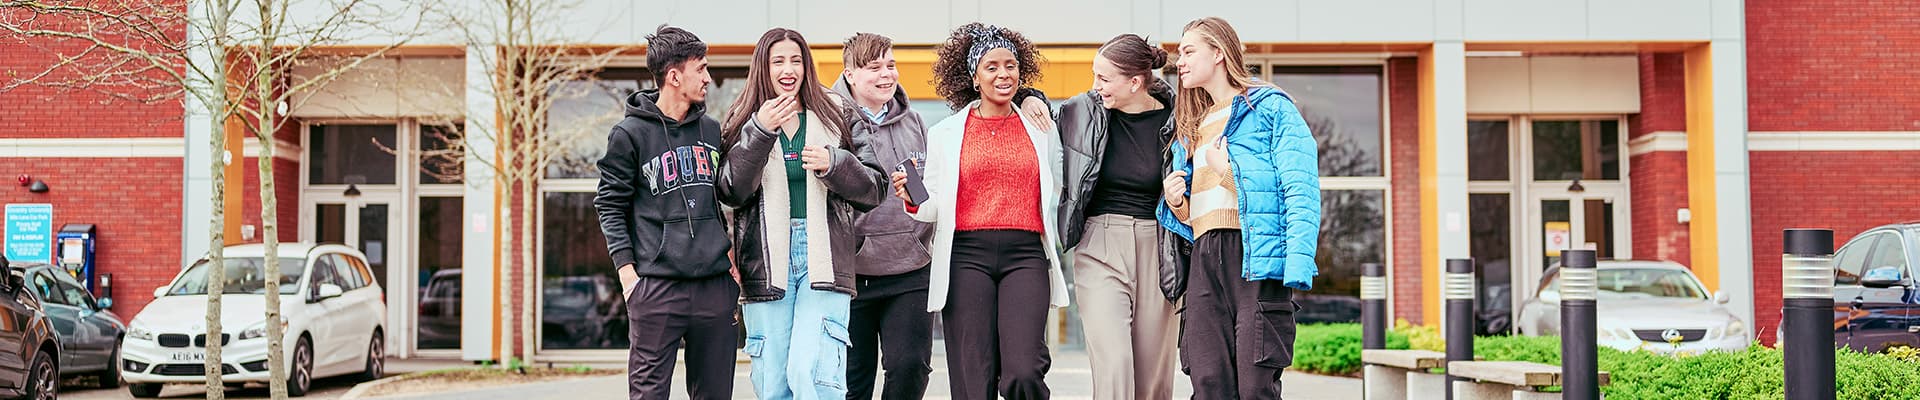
[338,373,415,400]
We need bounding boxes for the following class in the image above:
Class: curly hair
[931,23,1044,111]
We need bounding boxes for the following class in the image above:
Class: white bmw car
[120,243,386,397]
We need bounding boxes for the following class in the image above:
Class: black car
[15,264,124,388]
[1816,222,1920,352]
[0,257,63,400]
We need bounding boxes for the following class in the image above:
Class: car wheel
[358,331,385,381]
[288,336,313,397]
[97,342,124,388]
[128,382,163,398]
[24,350,56,400]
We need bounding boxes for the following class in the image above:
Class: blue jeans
[744,219,853,400]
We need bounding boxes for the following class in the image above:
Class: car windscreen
[168,257,304,295]
[1545,268,1709,300]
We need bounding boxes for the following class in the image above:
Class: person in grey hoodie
[832,32,935,400]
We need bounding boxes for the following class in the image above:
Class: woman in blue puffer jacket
[1156,16,1323,400]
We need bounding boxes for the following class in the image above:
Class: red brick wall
[1628,52,1691,266]
[1747,0,1920,131]
[1749,151,1920,343]
[1388,57,1423,324]
[240,157,302,243]
[0,158,183,319]
[0,2,186,139]
[1628,152,1690,265]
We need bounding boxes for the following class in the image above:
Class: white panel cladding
[1463,0,1588,41]
[1464,56,1639,115]
[290,57,466,119]
[1464,57,1531,114]
[792,0,964,44]
[239,0,1726,47]
[1587,0,1712,40]
[1527,56,1640,114]
[977,0,1135,44]
[1297,0,1436,42]
[1155,0,1302,43]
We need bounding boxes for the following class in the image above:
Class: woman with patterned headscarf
[888,22,1068,400]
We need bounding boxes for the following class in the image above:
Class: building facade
[3,0,1916,362]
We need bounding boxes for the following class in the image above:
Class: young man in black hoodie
[595,25,736,400]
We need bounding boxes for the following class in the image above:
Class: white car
[120,243,386,397]
[1515,260,1749,354]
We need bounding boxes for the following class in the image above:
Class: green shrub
[1293,323,1920,400]
[1290,323,1410,376]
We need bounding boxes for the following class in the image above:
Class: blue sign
[5,204,54,263]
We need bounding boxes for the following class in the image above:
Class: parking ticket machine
[55,224,96,292]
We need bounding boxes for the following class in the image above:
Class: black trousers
[846,267,935,400]
[626,274,740,400]
[1180,230,1298,400]
[944,230,1053,400]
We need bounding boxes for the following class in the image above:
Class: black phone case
[897,159,930,205]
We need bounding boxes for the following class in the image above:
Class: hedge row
[1291,321,1920,400]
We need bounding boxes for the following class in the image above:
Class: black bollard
[1559,249,1600,400]
[1443,258,1475,400]
[1783,229,1836,400]
[1362,263,1388,350]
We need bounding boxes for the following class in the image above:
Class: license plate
[170,352,205,362]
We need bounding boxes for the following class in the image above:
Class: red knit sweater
[954,111,1044,233]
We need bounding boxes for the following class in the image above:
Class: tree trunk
[497,173,516,367]
[202,3,232,396]
[259,104,288,400]
[519,177,536,365]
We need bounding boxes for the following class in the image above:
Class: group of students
[594,16,1322,400]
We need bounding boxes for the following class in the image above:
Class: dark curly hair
[931,23,1044,111]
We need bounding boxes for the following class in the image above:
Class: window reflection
[1531,120,1620,181]
[1271,67,1384,178]
[541,192,626,349]
[545,67,751,179]
[1300,189,1385,324]
[417,197,463,350]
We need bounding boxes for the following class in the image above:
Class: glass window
[30,273,69,306]
[1301,189,1385,324]
[317,204,346,244]
[1541,200,1572,268]
[1469,120,1510,181]
[359,204,389,289]
[545,67,751,179]
[1834,234,1874,285]
[59,281,93,309]
[1531,120,1620,181]
[308,255,338,294]
[541,192,627,349]
[419,123,463,184]
[328,253,362,290]
[418,196,464,350]
[1470,193,1512,335]
[169,258,303,295]
[1270,66,1384,177]
[1866,233,1910,272]
[309,124,398,185]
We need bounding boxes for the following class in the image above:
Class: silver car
[1515,260,1749,354]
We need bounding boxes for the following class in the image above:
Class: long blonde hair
[1173,17,1268,150]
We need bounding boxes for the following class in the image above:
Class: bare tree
[395,0,625,366]
[3,1,429,398]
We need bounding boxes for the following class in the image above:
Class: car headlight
[237,318,287,341]
[1722,320,1747,338]
[128,325,155,341]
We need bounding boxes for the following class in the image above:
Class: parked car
[0,258,64,400]
[416,269,462,350]
[540,275,625,349]
[14,263,124,388]
[120,243,386,398]
[1779,222,1920,353]
[1516,260,1748,354]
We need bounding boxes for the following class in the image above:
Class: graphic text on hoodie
[642,142,723,196]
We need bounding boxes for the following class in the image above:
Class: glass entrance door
[1521,192,1628,294]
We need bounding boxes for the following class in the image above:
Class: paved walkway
[374,350,1361,400]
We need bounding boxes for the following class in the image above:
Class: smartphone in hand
[896,158,930,205]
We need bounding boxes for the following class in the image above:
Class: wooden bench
[1447,361,1611,400]
[1361,350,1448,400]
